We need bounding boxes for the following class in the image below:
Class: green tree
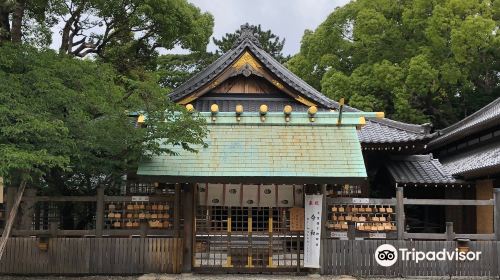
[288,0,500,127]
[0,44,207,193]
[156,52,217,90]
[0,0,214,71]
[213,24,289,63]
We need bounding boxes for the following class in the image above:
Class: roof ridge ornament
[233,23,262,48]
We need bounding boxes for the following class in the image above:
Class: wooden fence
[0,237,183,274]
[322,240,499,277]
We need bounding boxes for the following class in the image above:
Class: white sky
[184,0,350,55]
[50,0,350,56]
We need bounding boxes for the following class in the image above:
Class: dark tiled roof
[386,154,456,184]
[429,97,500,149]
[169,39,336,108]
[359,120,432,144]
[169,24,433,145]
[441,141,500,176]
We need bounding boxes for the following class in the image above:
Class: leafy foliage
[156,52,217,90]
[288,0,500,127]
[0,0,215,84]
[0,44,207,193]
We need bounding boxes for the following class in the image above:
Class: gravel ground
[0,275,496,280]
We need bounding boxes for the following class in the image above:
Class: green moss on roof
[137,113,367,182]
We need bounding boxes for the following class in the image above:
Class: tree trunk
[59,19,72,54]
[0,7,11,43]
[10,0,26,43]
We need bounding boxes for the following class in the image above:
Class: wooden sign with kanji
[290,207,305,232]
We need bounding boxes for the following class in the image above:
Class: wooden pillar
[445,187,464,233]
[396,186,405,240]
[347,222,356,240]
[140,221,148,237]
[174,183,180,237]
[494,188,500,240]
[182,183,195,272]
[49,221,58,237]
[95,186,104,237]
[446,222,455,241]
[476,180,494,234]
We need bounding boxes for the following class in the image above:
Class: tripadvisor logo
[374,244,482,267]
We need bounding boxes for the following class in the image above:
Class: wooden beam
[404,198,494,206]
[22,196,96,202]
[404,232,447,240]
[104,196,174,202]
[326,197,396,205]
[403,232,496,241]
[455,233,495,240]
[22,195,173,203]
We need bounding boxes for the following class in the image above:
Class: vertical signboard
[290,207,305,232]
[304,194,322,268]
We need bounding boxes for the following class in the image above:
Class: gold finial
[210,104,219,122]
[284,105,292,114]
[308,106,317,115]
[308,106,317,122]
[236,104,244,114]
[210,104,219,113]
[284,105,292,122]
[259,104,268,114]
[356,116,367,130]
[137,115,145,124]
[186,104,194,112]
[259,104,268,122]
[236,104,243,122]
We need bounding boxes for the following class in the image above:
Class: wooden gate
[194,206,303,273]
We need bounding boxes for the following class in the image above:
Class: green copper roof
[137,112,369,184]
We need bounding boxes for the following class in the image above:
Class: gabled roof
[429,97,500,149]
[169,34,335,107]
[168,23,433,146]
[137,112,367,184]
[386,154,456,185]
[441,141,500,177]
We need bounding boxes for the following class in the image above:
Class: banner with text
[304,194,322,268]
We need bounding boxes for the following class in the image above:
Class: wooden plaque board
[290,207,305,232]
